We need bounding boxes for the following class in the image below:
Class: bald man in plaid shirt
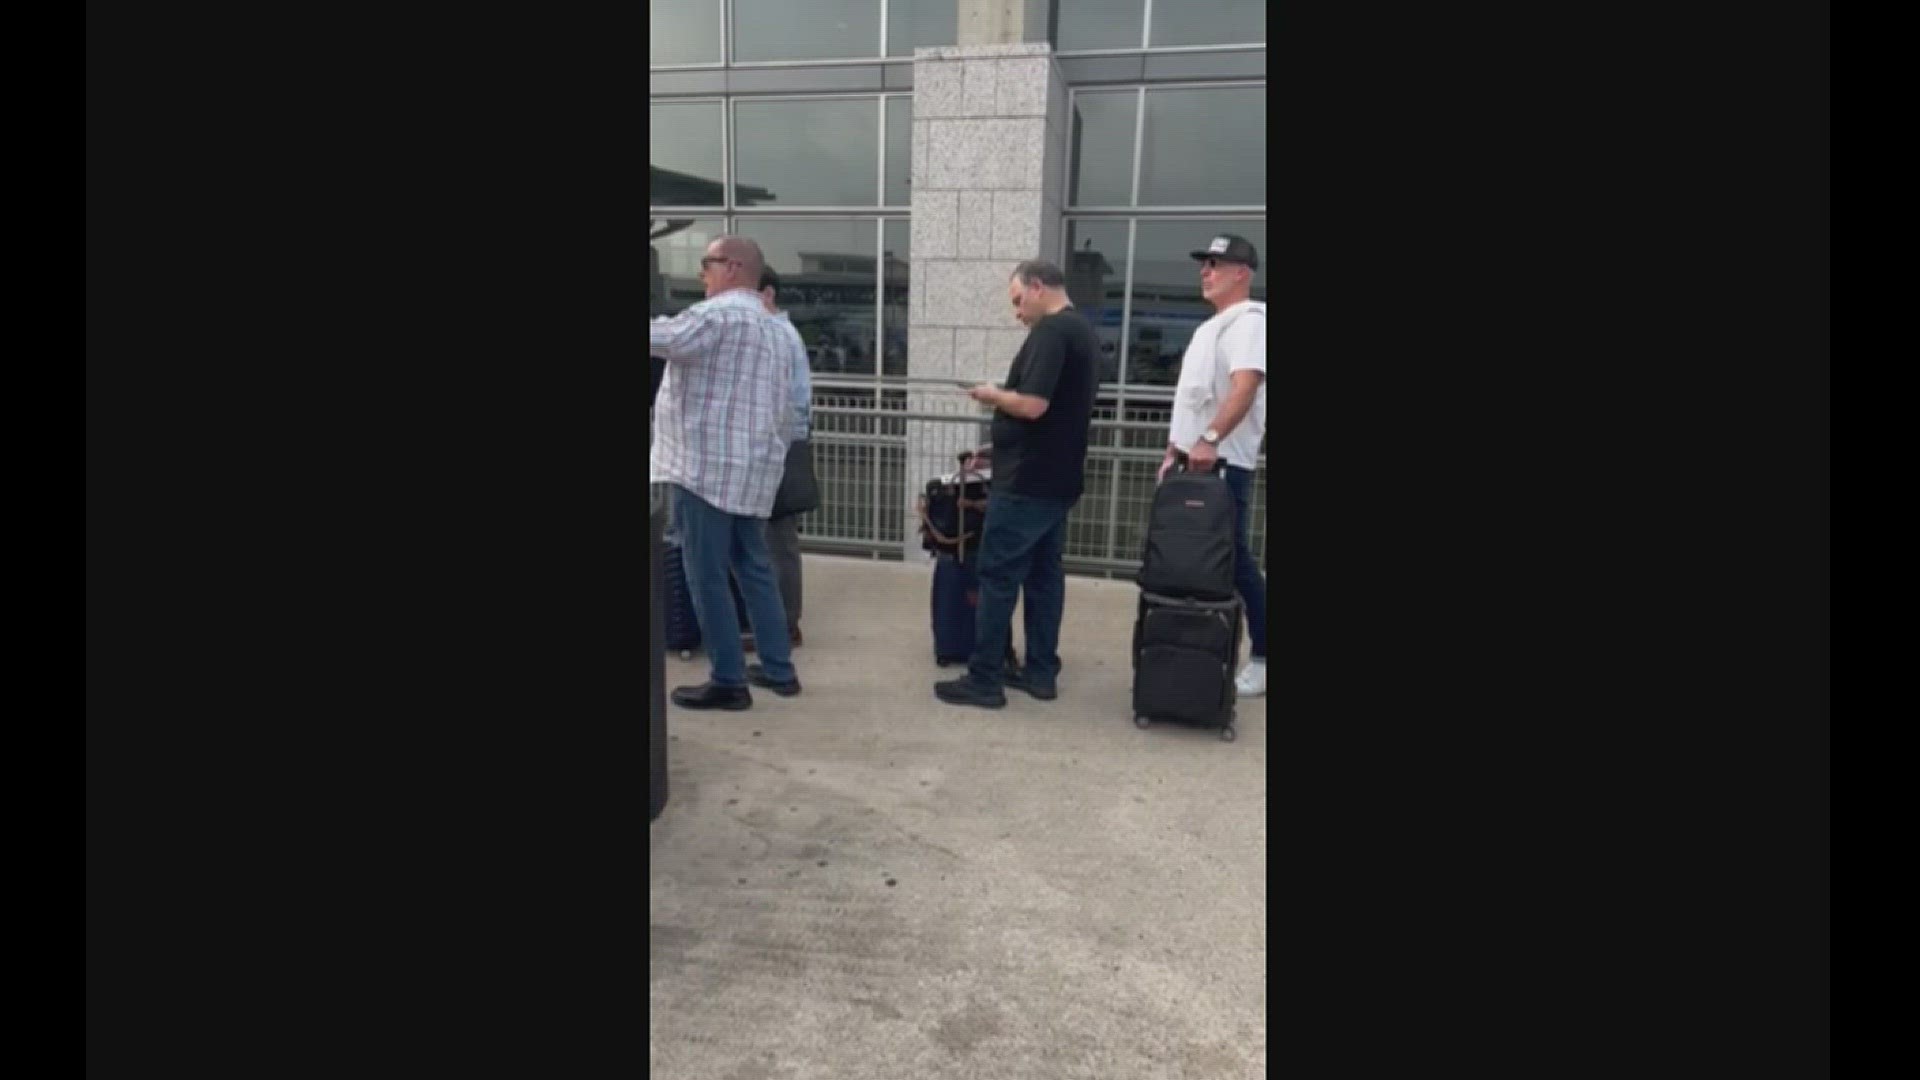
[650,235,801,710]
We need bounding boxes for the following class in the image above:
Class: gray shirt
[773,311,812,442]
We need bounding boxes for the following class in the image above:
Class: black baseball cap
[1189,234,1259,269]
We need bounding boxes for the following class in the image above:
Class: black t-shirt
[990,308,1099,501]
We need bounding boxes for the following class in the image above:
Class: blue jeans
[670,485,795,687]
[1222,465,1268,658]
[968,490,1076,688]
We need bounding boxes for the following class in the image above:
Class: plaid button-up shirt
[650,288,794,518]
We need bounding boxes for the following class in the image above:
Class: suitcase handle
[1170,450,1229,477]
[917,498,980,563]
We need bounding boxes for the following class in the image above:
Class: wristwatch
[1200,429,1221,446]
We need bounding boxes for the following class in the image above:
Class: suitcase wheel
[1219,724,1237,743]
[1133,715,1152,729]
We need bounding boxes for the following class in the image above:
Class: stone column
[955,0,1052,46]
[903,40,1068,557]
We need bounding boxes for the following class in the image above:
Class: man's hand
[1157,448,1180,483]
[968,383,1000,405]
[1186,438,1220,473]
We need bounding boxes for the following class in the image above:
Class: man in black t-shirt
[935,260,1099,709]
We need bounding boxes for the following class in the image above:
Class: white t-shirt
[1168,299,1267,470]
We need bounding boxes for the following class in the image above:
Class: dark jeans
[670,485,795,687]
[1222,464,1268,658]
[968,490,1076,688]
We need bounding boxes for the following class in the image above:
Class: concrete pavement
[650,553,1268,1080]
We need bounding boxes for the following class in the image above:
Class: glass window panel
[736,219,879,378]
[1124,219,1266,387]
[649,216,728,318]
[734,98,880,207]
[882,219,910,377]
[884,97,912,206]
[1149,0,1265,48]
[887,0,957,56]
[651,0,722,66]
[1057,0,1145,52]
[1137,87,1265,206]
[650,101,725,208]
[1064,219,1129,384]
[733,0,881,62]
[1068,90,1137,207]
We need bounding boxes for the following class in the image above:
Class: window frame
[649,0,729,70]
[648,97,730,213]
[1061,212,1266,398]
[651,92,912,214]
[1057,80,1267,400]
[729,93,894,210]
[1052,0,1268,55]
[650,90,911,396]
[1063,81,1268,213]
[677,215,909,395]
[724,0,956,67]
[648,0,1270,69]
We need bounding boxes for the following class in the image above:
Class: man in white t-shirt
[1159,233,1269,697]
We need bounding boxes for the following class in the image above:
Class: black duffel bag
[771,439,820,519]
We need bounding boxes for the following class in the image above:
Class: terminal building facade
[651,0,1266,574]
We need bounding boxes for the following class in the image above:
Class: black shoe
[1003,666,1057,701]
[746,664,802,697]
[935,677,1006,709]
[671,682,752,710]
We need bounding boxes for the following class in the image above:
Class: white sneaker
[1235,659,1267,698]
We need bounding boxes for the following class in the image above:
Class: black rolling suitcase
[931,553,979,665]
[650,490,669,821]
[1131,591,1242,741]
[920,453,990,667]
[919,453,1020,669]
[930,557,1022,670]
[661,533,702,659]
[659,525,755,659]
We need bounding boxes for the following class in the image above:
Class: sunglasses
[700,256,737,269]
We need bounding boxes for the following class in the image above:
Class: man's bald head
[701,235,766,298]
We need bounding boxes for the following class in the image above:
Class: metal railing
[795,378,1265,577]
